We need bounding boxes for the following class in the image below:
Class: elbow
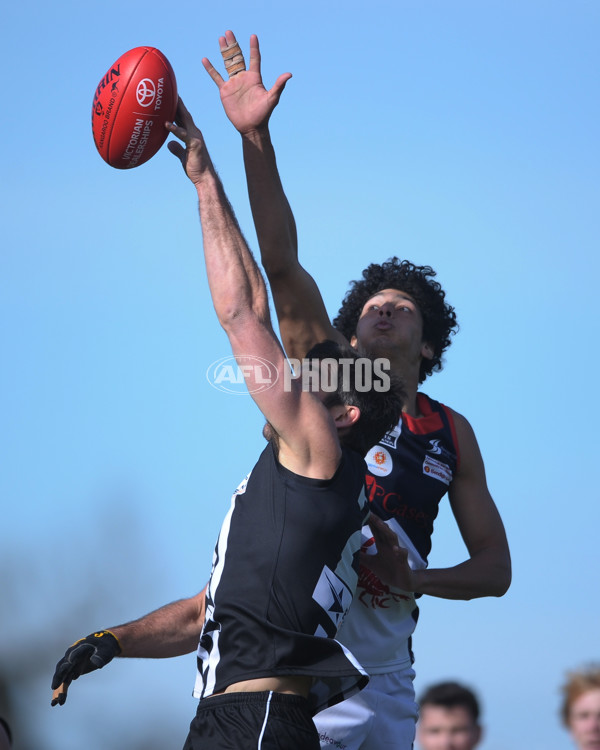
[492,560,512,597]
[215,299,252,332]
[217,308,243,332]
[262,254,299,283]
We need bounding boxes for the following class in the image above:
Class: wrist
[103,629,123,654]
[192,164,219,192]
[410,568,426,594]
[240,125,272,145]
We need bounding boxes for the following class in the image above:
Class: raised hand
[167,98,212,185]
[203,30,292,134]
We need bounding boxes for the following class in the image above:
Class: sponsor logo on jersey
[365,445,393,477]
[422,455,453,485]
[365,476,430,528]
[427,438,456,463]
[233,472,251,496]
[380,421,402,449]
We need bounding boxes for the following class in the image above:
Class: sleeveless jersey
[335,393,459,673]
[193,442,370,714]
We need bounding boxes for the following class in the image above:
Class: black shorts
[182,691,320,750]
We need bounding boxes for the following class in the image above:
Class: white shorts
[314,666,417,750]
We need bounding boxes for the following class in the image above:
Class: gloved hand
[51,630,121,706]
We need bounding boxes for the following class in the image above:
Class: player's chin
[262,422,275,442]
[360,336,395,357]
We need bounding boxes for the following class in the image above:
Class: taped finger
[220,41,246,77]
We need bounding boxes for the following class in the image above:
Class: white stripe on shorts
[257,691,274,749]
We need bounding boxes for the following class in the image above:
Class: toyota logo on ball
[136,78,156,107]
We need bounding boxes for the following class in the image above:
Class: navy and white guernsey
[335,393,459,673]
[193,441,370,715]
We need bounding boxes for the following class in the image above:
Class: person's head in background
[561,665,600,750]
[0,718,12,750]
[417,681,482,750]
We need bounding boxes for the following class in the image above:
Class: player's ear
[421,341,434,360]
[331,404,360,429]
[350,334,358,349]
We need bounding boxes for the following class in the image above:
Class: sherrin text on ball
[92,46,178,169]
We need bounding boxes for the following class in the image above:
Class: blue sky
[1,1,599,748]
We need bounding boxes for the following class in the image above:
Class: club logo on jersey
[233,472,251,496]
[313,566,353,633]
[380,421,402,449]
[357,564,411,609]
[365,445,393,477]
[427,439,456,463]
[422,455,453,485]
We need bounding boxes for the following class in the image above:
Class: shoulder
[439,407,488,485]
[413,392,464,451]
[443,406,479,445]
[422,398,483,474]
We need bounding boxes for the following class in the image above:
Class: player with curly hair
[204,30,511,750]
[332,258,457,385]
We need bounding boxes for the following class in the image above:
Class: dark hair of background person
[418,681,481,722]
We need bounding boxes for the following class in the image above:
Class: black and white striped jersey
[193,441,370,714]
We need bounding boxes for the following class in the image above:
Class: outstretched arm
[167,99,342,479]
[204,31,344,360]
[51,589,206,706]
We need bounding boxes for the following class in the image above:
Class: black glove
[51,630,121,705]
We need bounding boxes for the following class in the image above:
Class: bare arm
[204,31,343,360]
[167,99,342,479]
[111,591,206,658]
[421,410,512,598]
[363,412,511,600]
[51,590,206,705]
[241,126,346,359]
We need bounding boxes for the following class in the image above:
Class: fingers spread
[248,34,261,72]
[269,72,292,101]
[203,57,224,87]
[219,30,246,78]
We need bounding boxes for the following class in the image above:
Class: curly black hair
[332,258,458,384]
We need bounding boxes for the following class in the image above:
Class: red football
[92,47,178,169]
